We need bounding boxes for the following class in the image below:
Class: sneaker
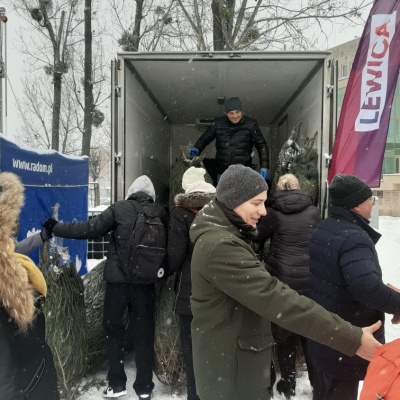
[138,394,151,400]
[103,385,127,398]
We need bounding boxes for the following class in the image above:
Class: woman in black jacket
[0,172,59,400]
[258,173,321,399]
[167,169,216,400]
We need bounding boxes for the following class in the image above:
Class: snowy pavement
[78,216,400,400]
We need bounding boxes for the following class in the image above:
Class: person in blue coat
[308,174,400,400]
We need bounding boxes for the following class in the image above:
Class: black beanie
[217,165,268,209]
[225,97,242,113]
[329,174,372,209]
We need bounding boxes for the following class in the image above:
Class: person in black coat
[308,174,400,400]
[257,173,321,399]
[167,168,216,400]
[189,97,270,182]
[0,172,59,400]
[44,175,168,400]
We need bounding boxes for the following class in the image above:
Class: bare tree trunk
[82,0,93,156]
[211,0,225,50]
[132,0,144,51]
[225,0,235,50]
[52,70,62,151]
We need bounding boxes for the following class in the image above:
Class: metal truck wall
[0,136,89,275]
[120,63,170,205]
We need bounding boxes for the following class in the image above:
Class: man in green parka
[189,164,382,400]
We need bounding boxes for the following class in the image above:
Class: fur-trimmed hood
[0,172,36,331]
[174,191,215,210]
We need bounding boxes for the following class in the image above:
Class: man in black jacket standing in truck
[189,97,270,184]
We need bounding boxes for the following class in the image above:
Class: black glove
[40,228,52,241]
[43,217,58,233]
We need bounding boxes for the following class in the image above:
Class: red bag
[360,338,400,400]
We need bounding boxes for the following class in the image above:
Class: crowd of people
[1,97,399,400]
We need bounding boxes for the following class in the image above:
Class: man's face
[353,196,374,220]
[233,190,267,227]
[226,110,243,124]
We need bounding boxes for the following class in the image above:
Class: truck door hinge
[115,152,122,165]
[324,153,332,168]
[115,86,121,97]
[326,84,334,98]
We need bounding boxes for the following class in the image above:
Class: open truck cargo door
[111,51,336,211]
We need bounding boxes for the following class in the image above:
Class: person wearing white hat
[167,168,216,400]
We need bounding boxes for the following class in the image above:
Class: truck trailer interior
[112,51,336,209]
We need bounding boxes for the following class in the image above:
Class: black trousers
[178,314,200,400]
[312,369,359,400]
[103,282,156,396]
[273,323,314,388]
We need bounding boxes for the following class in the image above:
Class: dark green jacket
[189,200,362,400]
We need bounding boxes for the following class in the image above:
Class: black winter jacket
[257,190,321,296]
[52,192,168,283]
[194,115,269,174]
[0,306,59,400]
[308,207,400,380]
[167,191,215,315]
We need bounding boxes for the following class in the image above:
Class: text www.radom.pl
[12,159,53,175]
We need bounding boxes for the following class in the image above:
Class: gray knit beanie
[329,174,372,209]
[225,97,242,113]
[217,165,268,209]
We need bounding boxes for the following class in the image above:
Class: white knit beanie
[182,167,206,191]
[185,181,216,194]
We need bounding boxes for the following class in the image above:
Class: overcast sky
[0,3,373,142]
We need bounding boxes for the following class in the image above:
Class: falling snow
[78,217,400,399]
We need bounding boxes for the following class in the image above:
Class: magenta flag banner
[328,0,400,187]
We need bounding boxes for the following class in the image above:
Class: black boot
[276,378,295,400]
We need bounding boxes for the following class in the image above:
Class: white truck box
[111,51,337,211]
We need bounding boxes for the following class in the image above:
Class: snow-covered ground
[79,216,400,400]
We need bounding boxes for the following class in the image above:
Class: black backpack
[120,201,167,283]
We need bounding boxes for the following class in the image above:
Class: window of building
[340,64,349,78]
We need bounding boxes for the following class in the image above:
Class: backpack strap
[129,199,143,214]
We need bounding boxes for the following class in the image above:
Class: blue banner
[0,136,89,275]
